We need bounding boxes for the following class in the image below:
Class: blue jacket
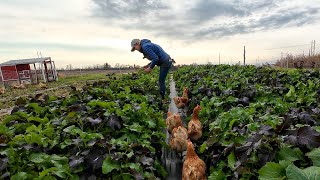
[139,39,171,69]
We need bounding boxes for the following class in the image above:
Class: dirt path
[162,75,184,180]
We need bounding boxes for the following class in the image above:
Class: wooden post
[28,64,32,84]
[0,66,4,87]
[41,62,46,83]
[243,46,246,65]
[38,63,41,81]
[33,63,38,84]
[53,61,58,81]
[15,65,21,85]
[44,61,49,82]
[49,58,54,80]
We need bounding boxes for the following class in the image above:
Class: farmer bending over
[131,38,173,104]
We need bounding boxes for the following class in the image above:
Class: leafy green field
[0,71,168,179]
[1,65,320,179]
[174,65,320,179]
[0,73,112,110]
[0,73,115,109]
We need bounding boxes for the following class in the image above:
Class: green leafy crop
[0,71,167,179]
[174,65,320,179]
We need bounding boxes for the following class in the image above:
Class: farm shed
[0,57,58,86]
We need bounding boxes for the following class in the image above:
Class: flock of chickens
[166,87,207,180]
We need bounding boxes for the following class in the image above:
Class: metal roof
[0,57,51,66]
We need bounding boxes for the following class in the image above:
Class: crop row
[174,65,320,179]
[0,71,167,180]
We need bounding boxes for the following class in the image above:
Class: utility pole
[311,41,313,56]
[314,40,316,55]
[243,46,246,65]
[310,40,313,56]
[219,53,220,65]
[286,52,289,69]
[309,49,311,57]
[311,40,316,56]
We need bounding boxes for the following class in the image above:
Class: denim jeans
[159,61,172,99]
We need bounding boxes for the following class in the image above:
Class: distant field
[0,69,137,119]
[57,68,136,76]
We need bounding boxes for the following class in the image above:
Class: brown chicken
[0,87,5,94]
[12,84,27,89]
[58,73,65,78]
[180,87,189,103]
[0,135,7,144]
[38,82,48,89]
[173,97,186,109]
[188,105,202,141]
[182,140,207,180]
[169,126,188,152]
[166,112,183,134]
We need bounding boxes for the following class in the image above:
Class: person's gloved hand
[144,67,152,73]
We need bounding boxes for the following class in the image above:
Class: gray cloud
[0,41,119,52]
[92,0,168,20]
[187,0,247,23]
[91,0,320,40]
[194,7,319,38]
[238,0,278,12]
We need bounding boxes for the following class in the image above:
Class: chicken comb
[173,113,180,118]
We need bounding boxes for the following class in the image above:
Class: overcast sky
[0,0,319,68]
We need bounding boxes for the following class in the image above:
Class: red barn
[0,57,58,86]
